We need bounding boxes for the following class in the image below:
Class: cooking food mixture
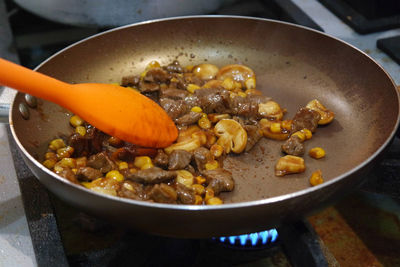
[42,60,335,205]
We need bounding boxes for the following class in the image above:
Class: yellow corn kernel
[196,176,206,185]
[170,77,179,83]
[69,115,84,127]
[176,170,194,188]
[145,60,160,70]
[237,92,247,98]
[59,158,76,168]
[229,92,237,98]
[72,168,78,174]
[206,197,223,205]
[105,170,124,182]
[134,156,152,169]
[205,160,219,170]
[191,106,203,113]
[291,131,306,142]
[49,138,65,151]
[43,159,56,169]
[75,126,86,136]
[245,77,256,89]
[198,117,211,129]
[222,77,235,90]
[57,146,74,159]
[210,144,224,158]
[76,157,87,168]
[281,120,292,131]
[309,147,326,159]
[118,161,129,170]
[141,162,154,170]
[187,83,200,93]
[204,188,214,202]
[270,122,282,133]
[310,170,324,186]
[194,195,203,205]
[192,184,205,195]
[301,129,312,140]
[53,163,64,173]
[45,152,57,161]
[81,181,92,189]
[140,70,147,78]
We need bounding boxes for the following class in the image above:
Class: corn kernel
[205,160,219,170]
[43,159,56,169]
[119,161,129,170]
[210,144,224,158]
[176,170,194,188]
[245,77,256,89]
[194,195,203,205]
[49,138,65,151]
[270,122,282,133]
[191,106,203,113]
[134,156,152,169]
[281,120,292,131]
[187,83,200,93]
[145,60,160,70]
[309,147,326,159]
[192,184,205,195]
[206,197,223,205]
[310,170,324,186]
[69,115,84,127]
[291,131,306,142]
[45,152,57,160]
[196,176,206,184]
[141,162,154,170]
[300,129,312,140]
[105,170,124,182]
[170,77,179,83]
[204,188,214,201]
[75,126,86,136]
[222,77,235,90]
[140,70,147,78]
[237,92,247,98]
[198,117,211,129]
[57,146,74,159]
[59,158,76,168]
[53,163,64,173]
[81,181,92,189]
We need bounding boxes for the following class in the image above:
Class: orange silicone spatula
[0,58,178,148]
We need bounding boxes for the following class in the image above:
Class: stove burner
[214,229,278,249]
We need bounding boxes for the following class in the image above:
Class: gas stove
[1,0,400,266]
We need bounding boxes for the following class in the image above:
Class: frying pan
[8,16,400,238]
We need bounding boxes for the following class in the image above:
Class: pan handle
[0,85,16,123]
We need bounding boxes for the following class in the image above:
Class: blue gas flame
[215,229,278,247]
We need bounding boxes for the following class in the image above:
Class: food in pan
[42,60,334,205]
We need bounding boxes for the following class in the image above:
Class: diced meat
[228,95,269,118]
[85,127,106,154]
[175,111,202,126]
[57,168,78,184]
[159,98,190,120]
[281,135,305,156]
[292,107,321,133]
[121,75,140,87]
[111,145,157,162]
[193,88,230,114]
[138,80,160,93]
[77,167,102,181]
[176,184,196,204]
[244,125,263,152]
[168,149,192,170]
[143,68,170,83]
[147,183,177,203]
[163,60,184,73]
[193,147,213,171]
[202,168,234,194]
[87,151,117,173]
[154,149,169,167]
[117,180,147,201]
[68,133,87,157]
[124,167,176,184]
[159,88,188,100]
